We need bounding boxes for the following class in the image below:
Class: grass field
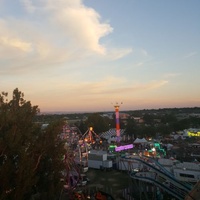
[85,168,131,200]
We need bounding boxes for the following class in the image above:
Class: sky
[0,0,200,113]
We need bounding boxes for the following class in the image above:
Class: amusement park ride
[60,103,122,199]
[113,102,122,143]
[81,126,102,149]
[61,124,104,195]
[60,104,200,200]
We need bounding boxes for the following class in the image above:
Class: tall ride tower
[114,102,122,143]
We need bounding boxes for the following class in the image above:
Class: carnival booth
[133,138,148,149]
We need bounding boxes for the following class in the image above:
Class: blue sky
[0,0,200,113]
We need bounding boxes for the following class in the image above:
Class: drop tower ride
[114,102,122,143]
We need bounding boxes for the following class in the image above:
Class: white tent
[167,143,173,150]
[133,138,148,144]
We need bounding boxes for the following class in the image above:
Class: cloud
[0,36,32,52]
[140,49,149,57]
[20,0,35,13]
[0,0,112,73]
[5,75,169,112]
[49,4,112,54]
[136,62,144,67]
[163,73,181,78]
[21,0,113,54]
[184,51,198,59]
[55,77,169,96]
[0,18,74,74]
[106,48,133,60]
[1,0,129,75]
[104,80,168,94]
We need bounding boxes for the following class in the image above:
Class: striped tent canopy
[100,128,125,139]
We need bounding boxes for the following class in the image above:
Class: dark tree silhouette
[0,88,65,199]
[85,113,110,133]
[124,117,138,138]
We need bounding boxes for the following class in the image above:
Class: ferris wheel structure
[60,123,89,195]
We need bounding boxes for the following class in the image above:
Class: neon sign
[188,131,200,137]
[115,144,134,151]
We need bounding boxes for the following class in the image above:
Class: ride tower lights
[89,127,94,143]
[114,102,122,144]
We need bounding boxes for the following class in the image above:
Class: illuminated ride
[81,127,102,150]
[73,127,104,174]
[143,142,166,158]
[61,123,89,173]
[74,139,89,173]
[60,123,89,196]
[113,102,122,143]
[62,145,82,190]
[60,123,81,148]
[153,142,166,157]
[109,144,134,153]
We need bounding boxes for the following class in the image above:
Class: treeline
[1,88,200,199]
[35,107,200,138]
[35,107,200,123]
[0,89,66,199]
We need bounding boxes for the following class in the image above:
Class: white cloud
[20,0,35,13]
[140,48,149,57]
[0,0,133,76]
[19,0,113,54]
[184,51,198,59]
[136,62,144,67]
[164,73,181,78]
[54,77,169,96]
[43,0,113,54]
[106,48,133,60]
[144,80,168,89]
[0,36,32,52]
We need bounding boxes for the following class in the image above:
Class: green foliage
[0,88,65,200]
[160,114,177,124]
[143,113,154,125]
[78,120,88,133]
[124,117,138,137]
[85,113,110,133]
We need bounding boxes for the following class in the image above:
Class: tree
[0,88,65,199]
[143,113,154,125]
[161,113,177,124]
[124,117,138,138]
[78,120,88,134]
[85,113,110,133]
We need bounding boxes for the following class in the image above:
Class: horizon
[1,0,200,112]
[38,106,200,115]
